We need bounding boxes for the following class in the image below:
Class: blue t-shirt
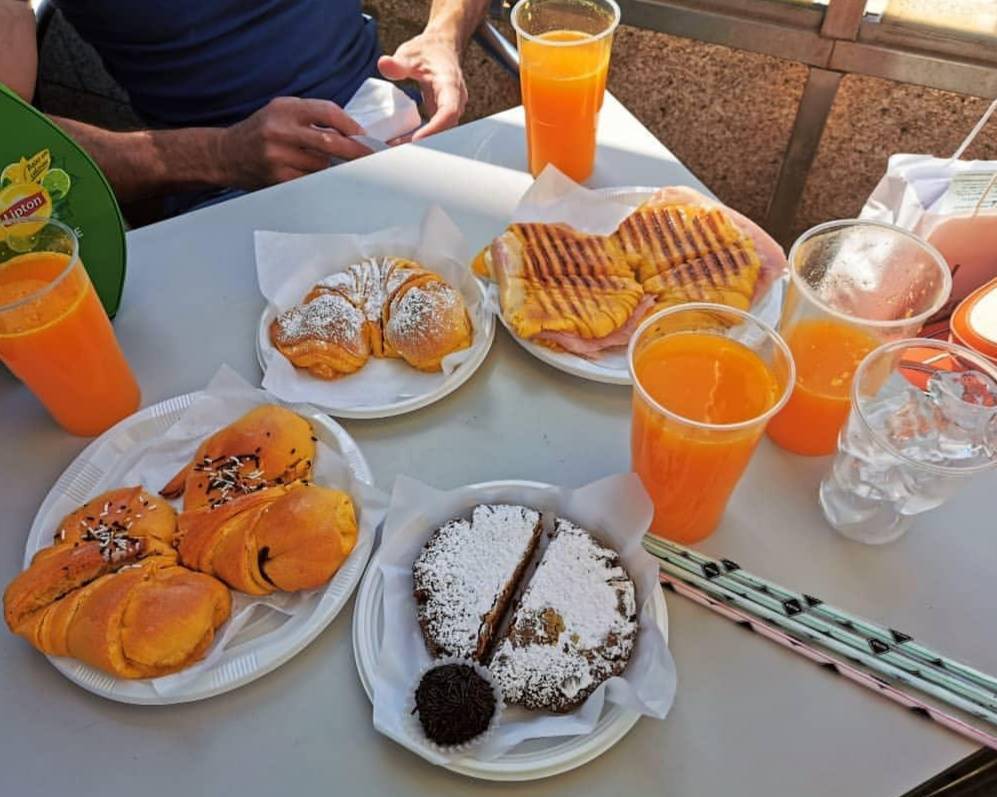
[54,0,381,127]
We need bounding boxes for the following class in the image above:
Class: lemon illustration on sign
[1,160,27,187]
[41,168,71,200]
[0,181,53,242]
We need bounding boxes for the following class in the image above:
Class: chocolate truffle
[413,662,497,747]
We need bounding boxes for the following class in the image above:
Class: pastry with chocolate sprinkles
[414,662,497,748]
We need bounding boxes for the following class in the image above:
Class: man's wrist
[419,23,462,52]
[201,126,232,186]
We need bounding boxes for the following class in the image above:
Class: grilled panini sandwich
[475,186,786,358]
[483,222,653,356]
[615,186,784,312]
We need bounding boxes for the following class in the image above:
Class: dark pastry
[414,662,497,747]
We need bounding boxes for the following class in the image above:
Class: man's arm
[48,99,370,202]
[1,2,369,203]
[0,0,38,102]
[378,0,490,141]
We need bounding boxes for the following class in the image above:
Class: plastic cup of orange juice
[766,220,951,457]
[629,303,795,544]
[511,0,620,182]
[0,216,140,435]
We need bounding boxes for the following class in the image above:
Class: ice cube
[926,369,997,464]
[882,387,944,463]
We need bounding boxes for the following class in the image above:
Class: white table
[1,95,990,797]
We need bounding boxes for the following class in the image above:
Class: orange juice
[519,29,612,182]
[632,332,780,542]
[0,251,139,435]
[766,320,877,456]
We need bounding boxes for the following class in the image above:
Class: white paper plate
[256,279,495,420]
[499,187,785,386]
[352,480,669,781]
[24,391,375,705]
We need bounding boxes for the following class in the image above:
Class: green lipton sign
[1,83,126,316]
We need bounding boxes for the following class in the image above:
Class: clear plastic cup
[0,216,140,435]
[511,0,620,182]
[767,220,952,456]
[629,303,795,543]
[819,338,997,544]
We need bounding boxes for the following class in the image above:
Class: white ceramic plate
[24,392,375,705]
[351,480,669,782]
[256,279,495,420]
[498,186,785,386]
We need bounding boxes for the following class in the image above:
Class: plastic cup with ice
[819,339,997,544]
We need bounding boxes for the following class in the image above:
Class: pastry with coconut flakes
[413,505,542,661]
[490,518,638,713]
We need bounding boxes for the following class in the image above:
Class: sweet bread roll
[4,487,231,679]
[176,482,358,595]
[161,405,316,511]
[383,273,473,371]
[51,486,176,554]
[270,292,370,380]
[272,256,473,377]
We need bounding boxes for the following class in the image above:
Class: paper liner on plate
[370,474,677,766]
[405,656,506,758]
[255,206,494,410]
[31,365,387,697]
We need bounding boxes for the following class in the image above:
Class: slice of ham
[648,186,787,301]
[533,294,657,358]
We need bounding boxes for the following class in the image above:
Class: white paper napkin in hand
[346,77,421,146]
[370,474,677,765]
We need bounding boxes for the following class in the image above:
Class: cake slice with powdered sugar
[489,518,638,713]
[413,505,543,661]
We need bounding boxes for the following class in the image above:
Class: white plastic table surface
[1,96,991,797]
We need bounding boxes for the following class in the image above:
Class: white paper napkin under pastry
[370,474,677,765]
[255,206,493,410]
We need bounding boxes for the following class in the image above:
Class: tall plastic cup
[767,220,951,456]
[0,216,140,435]
[820,338,997,544]
[511,0,620,182]
[629,303,795,543]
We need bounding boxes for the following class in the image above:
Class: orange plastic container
[951,277,997,363]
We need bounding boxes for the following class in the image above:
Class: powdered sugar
[388,282,461,341]
[490,518,637,711]
[316,257,389,323]
[273,293,364,346]
[413,505,541,660]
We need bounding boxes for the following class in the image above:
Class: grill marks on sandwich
[491,199,764,348]
[508,223,641,338]
[616,206,761,310]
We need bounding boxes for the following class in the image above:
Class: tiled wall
[370,0,997,238]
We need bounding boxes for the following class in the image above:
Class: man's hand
[378,31,469,143]
[219,97,372,189]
